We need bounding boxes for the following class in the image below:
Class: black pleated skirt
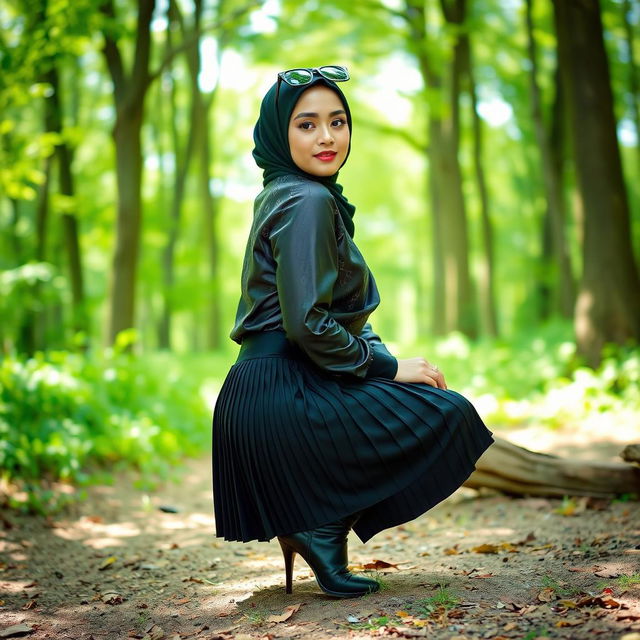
[212,329,494,544]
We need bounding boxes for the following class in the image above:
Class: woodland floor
[1,426,639,640]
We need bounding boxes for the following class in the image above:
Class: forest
[1,0,639,507]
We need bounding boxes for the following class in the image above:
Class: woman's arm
[358,322,398,378]
[270,183,397,379]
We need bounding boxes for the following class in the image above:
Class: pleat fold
[212,352,493,543]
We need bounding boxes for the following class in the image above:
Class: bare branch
[147,0,262,87]
[131,0,155,90]
[359,119,426,153]
[99,0,126,100]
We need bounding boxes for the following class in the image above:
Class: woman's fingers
[394,358,449,388]
[425,361,447,390]
[423,375,438,388]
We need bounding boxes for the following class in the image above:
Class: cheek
[288,131,306,159]
[338,129,350,152]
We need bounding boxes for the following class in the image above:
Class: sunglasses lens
[318,65,349,81]
[282,69,313,85]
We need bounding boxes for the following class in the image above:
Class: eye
[298,121,315,130]
[332,118,346,127]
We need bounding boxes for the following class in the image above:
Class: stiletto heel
[277,512,379,598]
[279,538,296,594]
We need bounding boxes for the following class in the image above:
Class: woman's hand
[393,357,448,389]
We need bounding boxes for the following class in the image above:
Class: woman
[212,66,494,599]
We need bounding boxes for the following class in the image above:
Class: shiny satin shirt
[230,174,398,380]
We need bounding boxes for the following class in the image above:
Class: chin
[307,162,340,177]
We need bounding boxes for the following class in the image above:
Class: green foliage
[0,336,213,513]
[409,320,640,429]
[417,584,460,615]
[596,573,640,592]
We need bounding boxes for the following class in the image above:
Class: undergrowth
[2,321,638,514]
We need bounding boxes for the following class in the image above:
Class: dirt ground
[1,427,639,640]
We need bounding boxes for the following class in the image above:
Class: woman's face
[287,85,350,177]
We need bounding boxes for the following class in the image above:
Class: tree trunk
[157,0,199,350]
[179,0,224,350]
[526,0,574,320]
[404,0,476,337]
[554,0,640,366]
[48,63,87,341]
[101,0,155,345]
[110,109,145,343]
[459,30,498,337]
[621,0,640,173]
[465,436,640,499]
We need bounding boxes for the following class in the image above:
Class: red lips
[314,151,337,161]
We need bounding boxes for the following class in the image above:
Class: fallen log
[621,444,640,465]
[464,436,640,499]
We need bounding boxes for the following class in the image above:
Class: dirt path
[1,429,639,640]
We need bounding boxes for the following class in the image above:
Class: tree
[404,0,477,337]
[100,0,156,345]
[525,0,574,320]
[554,0,640,366]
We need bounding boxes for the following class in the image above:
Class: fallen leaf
[444,546,459,556]
[518,605,539,614]
[503,622,518,631]
[555,618,583,627]
[99,556,117,571]
[347,615,360,623]
[529,544,554,552]
[380,626,428,638]
[140,624,164,640]
[470,573,493,579]
[594,570,619,578]
[556,599,578,609]
[560,595,629,609]
[0,624,35,638]
[362,559,400,571]
[102,592,125,605]
[537,587,556,602]
[471,543,499,554]
[517,532,536,544]
[266,602,301,623]
[85,515,103,523]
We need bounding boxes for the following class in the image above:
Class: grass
[523,629,551,640]
[242,607,271,626]
[416,583,460,615]
[540,575,580,597]
[596,573,640,592]
[365,570,391,591]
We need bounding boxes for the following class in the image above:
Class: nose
[317,123,334,145]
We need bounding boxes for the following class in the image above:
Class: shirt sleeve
[270,184,394,379]
[359,322,399,379]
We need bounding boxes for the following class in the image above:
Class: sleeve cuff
[365,344,398,379]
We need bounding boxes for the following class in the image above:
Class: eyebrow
[293,109,346,120]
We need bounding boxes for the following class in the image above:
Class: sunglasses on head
[275,65,350,105]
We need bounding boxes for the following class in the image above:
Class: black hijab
[252,74,356,238]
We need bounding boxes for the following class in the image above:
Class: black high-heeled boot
[277,512,380,598]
